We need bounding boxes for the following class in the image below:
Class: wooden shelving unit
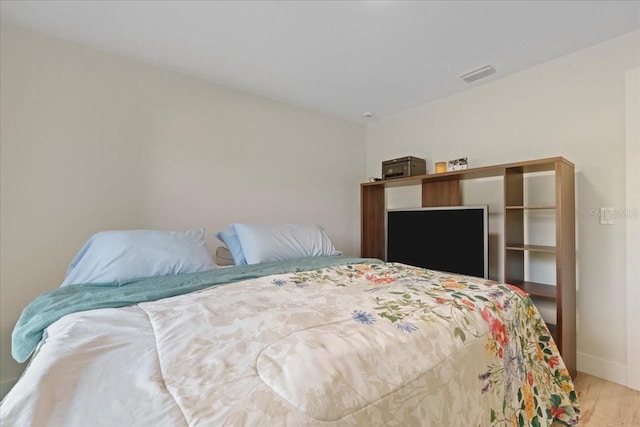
[361,156,576,378]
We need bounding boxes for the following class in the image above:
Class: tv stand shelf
[360,156,576,378]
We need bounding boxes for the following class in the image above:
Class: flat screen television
[386,206,489,278]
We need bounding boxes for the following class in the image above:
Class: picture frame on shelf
[447,157,468,172]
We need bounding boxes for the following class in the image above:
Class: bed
[0,226,579,426]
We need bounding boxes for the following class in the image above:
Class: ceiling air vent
[460,65,496,83]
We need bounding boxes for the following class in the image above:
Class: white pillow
[232,223,341,265]
[61,228,215,286]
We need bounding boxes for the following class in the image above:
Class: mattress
[0,257,579,426]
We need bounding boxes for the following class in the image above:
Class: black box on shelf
[382,156,427,179]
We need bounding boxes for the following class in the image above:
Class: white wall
[366,31,640,385]
[0,24,365,396]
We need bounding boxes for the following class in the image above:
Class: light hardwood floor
[573,372,640,426]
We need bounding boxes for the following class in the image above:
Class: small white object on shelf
[447,157,468,171]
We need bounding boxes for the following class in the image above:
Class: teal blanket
[12,256,379,363]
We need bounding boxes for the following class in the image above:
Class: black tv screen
[386,206,488,278]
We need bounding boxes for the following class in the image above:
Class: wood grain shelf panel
[505,205,556,210]
[361,156,574,188]
[505,244,556,253]
[508,279,557,299]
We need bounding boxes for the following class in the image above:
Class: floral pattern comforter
[1,261,579,426]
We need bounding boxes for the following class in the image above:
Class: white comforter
[1,261,579,426]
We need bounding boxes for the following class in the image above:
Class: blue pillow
[215,226,247,265]
[61,228,216,286]
[232,223,341,265]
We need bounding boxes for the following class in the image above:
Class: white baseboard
[0,377,18,400]
[577,352,627,386]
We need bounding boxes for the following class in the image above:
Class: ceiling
[1,1,639,123]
